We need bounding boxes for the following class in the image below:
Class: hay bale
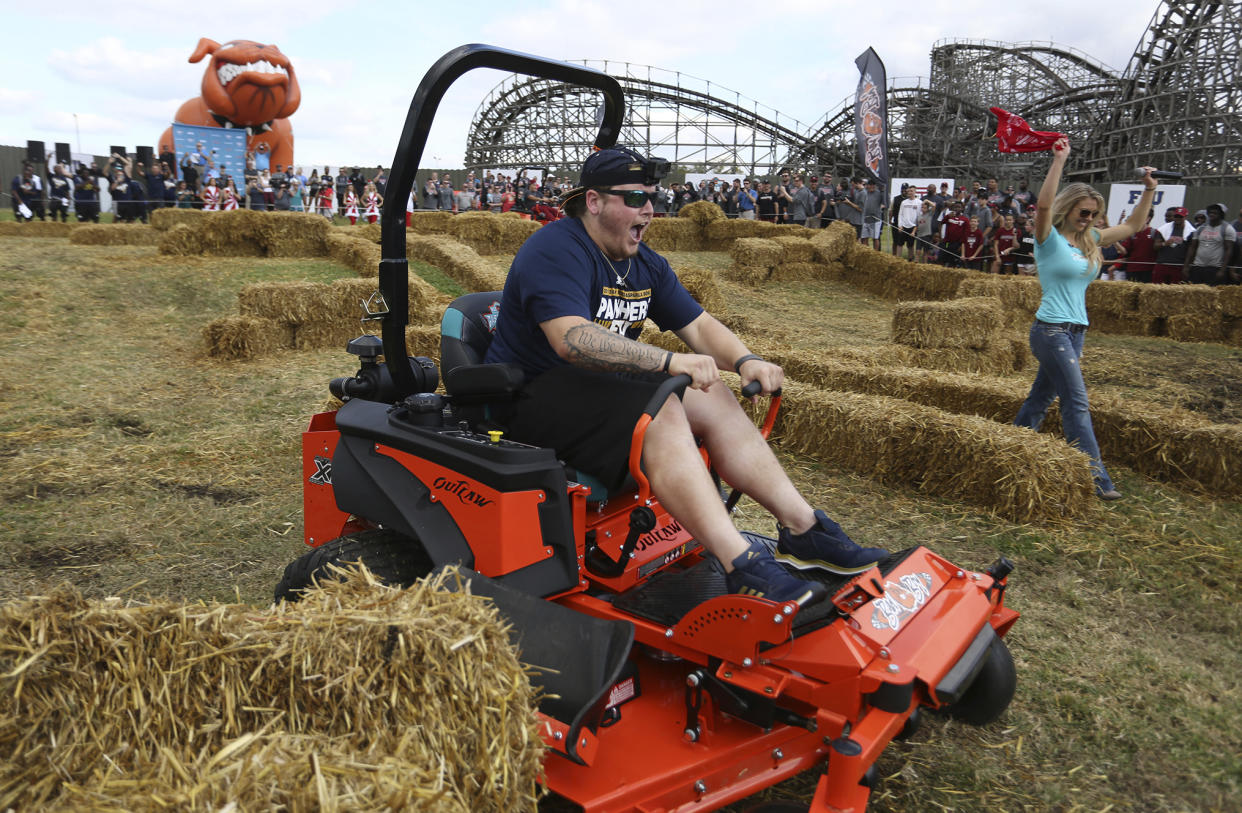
[721,264,771,286]
[1085,279,1140,317]
[157,222,205,255]
[0,567,543,812]
[1166,312,1225,343]
[1085,311,1164,337]
[892,297,1004,350]
[677,200,726,224]
[1217,286,1242,318]
[407,210,454,233]
[448,212,540,255]
[0,220,76,238]
[704,218,766,250]
[774,235,817,263]
[68,224,160,245]
[808,221,857,263]
[407,234,506,292]
[672,265,726,313]
[731,238,784,269]
[203,315,287,358]
[149,208,207,231]
[1224,316,1242,346]
[644,218,702,251]
[326,231,382,277]
[406,324,443,360]
[157,210,330,257]
[1136,284,1218,317]
[770,262,828,282]
[239,281,332,324]
[770,379,1096,522]
[295,320,368,351]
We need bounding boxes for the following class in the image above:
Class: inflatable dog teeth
[160,38,301,174]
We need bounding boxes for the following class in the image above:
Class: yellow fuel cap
[487,430,503,443]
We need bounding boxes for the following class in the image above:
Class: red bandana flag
[990,107,1066,153]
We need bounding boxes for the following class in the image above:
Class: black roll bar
[379,44,626,398]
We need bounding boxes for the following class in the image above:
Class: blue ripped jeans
[1014,321,1115,494]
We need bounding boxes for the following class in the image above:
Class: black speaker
[26,140,45,163]
[110,145,127,161]
[55,142,71,164]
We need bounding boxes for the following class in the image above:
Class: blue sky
[1,0,1154,170]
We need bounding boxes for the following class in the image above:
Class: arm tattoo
[563,322,663,374]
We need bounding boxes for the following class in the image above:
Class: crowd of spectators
[8,154,1241,281]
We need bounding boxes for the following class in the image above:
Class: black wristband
[661,351,673,373]
[733,354,763,374]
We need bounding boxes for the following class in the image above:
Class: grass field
[0,236,1238,811]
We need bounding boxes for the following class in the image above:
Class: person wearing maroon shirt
[962,216,987,270]
[992,214,1019,274]
[1121,209,1158,283]
[940,202,970,267]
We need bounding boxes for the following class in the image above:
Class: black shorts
[503,365,672,493]
[893,226,915,247]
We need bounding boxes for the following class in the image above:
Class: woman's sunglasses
[598,189,659,208]
[1078,208,1099,218]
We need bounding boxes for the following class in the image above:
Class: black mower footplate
[611,533,916,633]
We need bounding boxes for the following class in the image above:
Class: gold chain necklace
[601,251,632,287]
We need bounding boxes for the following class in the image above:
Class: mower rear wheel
[274,528,433,602]
[942,638,1016,726]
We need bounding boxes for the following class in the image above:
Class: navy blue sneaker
[727,541,829,607]
[775,510,888,574]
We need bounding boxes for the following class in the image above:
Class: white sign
[1107,183,1185,228]
[891,177,954,200]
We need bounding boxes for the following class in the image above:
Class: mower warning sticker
[870,572,933,631]
[309,456,332,485]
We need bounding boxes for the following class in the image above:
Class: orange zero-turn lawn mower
[276,44,1019,813]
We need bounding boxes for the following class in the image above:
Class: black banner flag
[854,47,889,185]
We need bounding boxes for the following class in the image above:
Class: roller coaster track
[465,9,1240,186]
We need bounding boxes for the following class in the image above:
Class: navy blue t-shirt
[485,217,703,377]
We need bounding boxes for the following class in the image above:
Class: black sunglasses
[1078,207,1099,218]
[598,188,659,208]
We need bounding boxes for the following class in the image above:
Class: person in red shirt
[962,216,987,270]
[991,214,1019,274]
[940,202,970,267]
[1120,208,1158,283]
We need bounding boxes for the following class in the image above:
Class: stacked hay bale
[835,245,969,302]
[68,224,160,245]
[644,217,704,251]
[1083,280,1148,335]
[407,210,454,234]
[205,272,444,358]
[408,234,507,292]
[954,274,1043,328]
[671,264,727,314]
[728,237,785,284]
[157,210,330,257]
[770,379,1096,522]
[448,212,540,255]
[0,568,544,812]
[889,297,1023,374]
[1219,287,1242,345]
[703,218,775,250]
[149,208,208,230]
[808,220,857,263]
[1139,284,1223,342]
[326,230,382,276]
[0,221,77,238]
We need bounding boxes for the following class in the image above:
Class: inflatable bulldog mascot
[159,38,301,172]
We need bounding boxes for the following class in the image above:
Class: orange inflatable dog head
[189,38,301,126]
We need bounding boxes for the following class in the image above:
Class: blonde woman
[1013,137,1157,500]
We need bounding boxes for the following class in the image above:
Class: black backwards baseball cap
[561,147,671,211]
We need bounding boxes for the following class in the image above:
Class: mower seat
[439,292,626,502]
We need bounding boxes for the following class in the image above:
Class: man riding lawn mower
[276,45,1019,812]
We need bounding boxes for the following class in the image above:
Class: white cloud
[49,37,195,99]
